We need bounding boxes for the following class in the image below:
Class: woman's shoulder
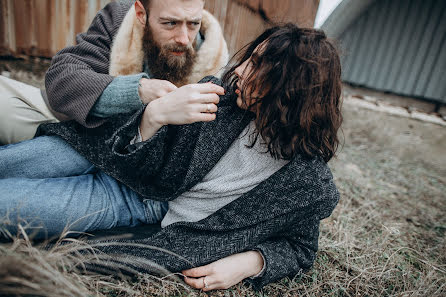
[289,153,332,175]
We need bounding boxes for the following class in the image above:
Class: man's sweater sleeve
[90,73,147,118]
[45,1,131,127]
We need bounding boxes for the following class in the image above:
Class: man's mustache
[161,44,194,53]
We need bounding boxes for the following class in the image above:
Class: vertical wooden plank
[0,0,9,55]
[75,0,88,39]
[12,0,31,55]
[34,0,52,57]
[49,0,56,56]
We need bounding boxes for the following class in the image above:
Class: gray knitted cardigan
[37,77,340,290]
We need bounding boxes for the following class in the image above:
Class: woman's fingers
[183,276,206,289]
[183,265,222,291]
[184,276,222,291]
[182,265,213,278]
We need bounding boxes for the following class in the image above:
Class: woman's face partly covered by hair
[233,43,265,110]
[222,24,343,162]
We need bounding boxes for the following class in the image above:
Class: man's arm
[45,1,129,127]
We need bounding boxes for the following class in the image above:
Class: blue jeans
[0,136,168,239]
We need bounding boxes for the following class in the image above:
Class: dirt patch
[0,56,49,89]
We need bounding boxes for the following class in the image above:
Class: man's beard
[143,24,197,86]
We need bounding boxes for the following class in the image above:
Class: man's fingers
[188,83,225,95]
[197,113,216,122]
[161,80,178,91]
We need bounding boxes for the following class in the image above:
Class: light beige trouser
[0,75,59,145]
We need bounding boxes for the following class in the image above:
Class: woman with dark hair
[0,24,342,290]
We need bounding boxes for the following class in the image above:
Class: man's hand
[138,78,178,104]
[181,251,264,291]
[139,83,224,141]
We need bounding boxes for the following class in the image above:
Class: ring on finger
[203,277,209,288]
[206,104,212,112]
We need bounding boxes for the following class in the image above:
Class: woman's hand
[182,251,264,291]
[139,83,224,141]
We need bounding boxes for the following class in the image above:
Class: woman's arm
[181,216,320,291]
[247,217,320,290]
[182,250,264,291]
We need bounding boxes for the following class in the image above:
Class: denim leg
[0,170,168,240]
[0,135,94,179]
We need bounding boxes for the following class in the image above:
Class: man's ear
[134,0,147,26]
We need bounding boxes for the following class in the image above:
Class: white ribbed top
[161,121,289,227]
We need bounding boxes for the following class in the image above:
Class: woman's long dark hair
[222,24,343,162]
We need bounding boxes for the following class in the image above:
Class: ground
[0,57,445,296]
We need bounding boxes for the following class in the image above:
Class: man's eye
[190,22,200,27]
[164,22,176,26]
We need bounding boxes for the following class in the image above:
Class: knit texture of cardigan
[37,77,340,290]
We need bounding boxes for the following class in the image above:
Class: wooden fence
[0,0,319,58]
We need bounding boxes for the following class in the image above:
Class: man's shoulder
[79,0,134,48]
[100,0,133,20]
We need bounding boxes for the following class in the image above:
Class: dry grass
[0,77,445,296]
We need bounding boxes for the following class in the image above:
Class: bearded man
[0,0,228,144]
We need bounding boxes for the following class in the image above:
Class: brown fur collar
[109,6,228,85]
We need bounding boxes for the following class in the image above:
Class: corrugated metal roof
[331,0,446,103]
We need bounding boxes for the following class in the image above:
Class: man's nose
[175,25,190,46]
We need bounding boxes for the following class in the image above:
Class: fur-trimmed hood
[109,6,229,85]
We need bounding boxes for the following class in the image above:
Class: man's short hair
[139,0,150,10]
[138,0,205,10]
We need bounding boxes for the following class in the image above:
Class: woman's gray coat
[37,77,340,290]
